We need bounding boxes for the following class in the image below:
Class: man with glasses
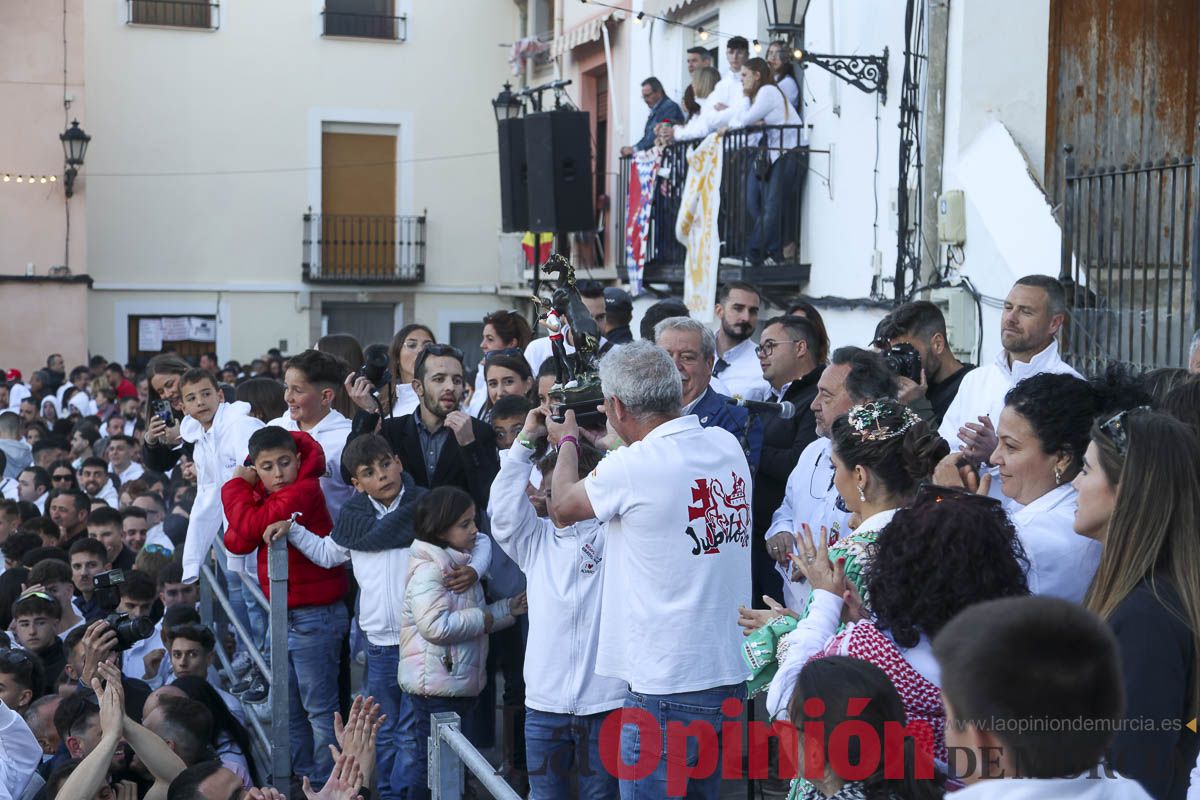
[347,343,500,515]
[748,314,825,607]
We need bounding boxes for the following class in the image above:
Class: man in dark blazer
[346,344,498,515]
[750,314,825,608]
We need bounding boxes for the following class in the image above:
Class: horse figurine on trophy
[531,253,605,425]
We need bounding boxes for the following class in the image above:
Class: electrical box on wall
[928,285,978,362]
[937,190,966,245]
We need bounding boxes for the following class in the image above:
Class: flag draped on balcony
[676,132,724,323]
[624,150,658,295]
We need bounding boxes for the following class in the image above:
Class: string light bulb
[698,27,708,40]
[752,39,762,53]
[50,175,56,182]
[15,176,22,183]
[40,176,47,183]
[794,48,804,60]
[2,174,9,182]
[634,10,644,23]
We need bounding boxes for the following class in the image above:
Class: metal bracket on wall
[799,47,890,105]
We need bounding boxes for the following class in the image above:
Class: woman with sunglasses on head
[382,323,435,418]
[1073,408,1200,800]
[765,482,1030,769]
[934,372,1146,603]
[467,311,533,417]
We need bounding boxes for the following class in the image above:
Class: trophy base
[549,378,606,428]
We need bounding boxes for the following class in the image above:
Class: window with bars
[127,0,219,29]
[323,0,407,41]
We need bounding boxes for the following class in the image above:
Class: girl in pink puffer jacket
[399,486,527,800]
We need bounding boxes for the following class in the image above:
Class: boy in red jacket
[222,426,348,786]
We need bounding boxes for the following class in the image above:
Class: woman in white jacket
[489,407,627,800]
[400,485,527,800]
[671,66,723,143]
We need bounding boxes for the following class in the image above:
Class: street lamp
[492,82,524,124]
[763,0,889,104]
[60,119,91,198]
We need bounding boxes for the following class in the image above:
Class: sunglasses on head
[915,482,1004,510]
[0,649,32,667]
[17,589,55,603]
[142,544,172,556]
[413,343,464,377]
[1098,406,1152,456]
[484,347,525,362]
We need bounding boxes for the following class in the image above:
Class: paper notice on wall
[160,317,189,341]
[138,319,163,351]
[186,317,216,341]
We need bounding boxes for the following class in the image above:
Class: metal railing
[199,537,291,794]
[430,713,523,800]
[303,212,426,283]
[616,125,810,288]
[1060,146,1200,373]
[127,0,219,29]
[322,10,407,41]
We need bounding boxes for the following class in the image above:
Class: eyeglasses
[754,339,798,357]
[53,473,74,482]
[413,343,465,378]
[1098,406,1151,456]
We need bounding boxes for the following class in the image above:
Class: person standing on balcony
[708,36,752,127]
[713,281,772,402]
[1189,328,1200,374]
[668,66,722,143]
[729,57,800,267]
[620,77,684,156]
[681,45,714,118]
[938,275,1080,469]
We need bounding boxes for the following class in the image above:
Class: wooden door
[1046,0,1200,200]
[321,132,397,278]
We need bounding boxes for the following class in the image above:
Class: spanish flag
[522,232,554,267]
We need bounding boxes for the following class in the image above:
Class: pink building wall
[0,0,89,375]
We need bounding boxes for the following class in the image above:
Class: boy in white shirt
[269,349,354,522]
[934,596,1151,799]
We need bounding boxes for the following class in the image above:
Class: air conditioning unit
[928,285,978,363]
[497,232,527,288]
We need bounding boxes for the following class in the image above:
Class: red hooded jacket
[221,430,346,609]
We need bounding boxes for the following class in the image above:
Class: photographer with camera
[875,300,974,427]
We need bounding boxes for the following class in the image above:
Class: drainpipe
[920,0,950,285]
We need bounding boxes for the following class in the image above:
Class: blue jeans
[526,708,618,800]
[217,556,261,654]
[364,643,413,800]
[746,150,800,262]
[619,683,745,800]
[288,602,350,784]
[406,695,477,800]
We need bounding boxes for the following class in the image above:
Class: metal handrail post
[268,536,291,793]
[430,713,464,800]
[198,555,214,629]
[430,712,523,800]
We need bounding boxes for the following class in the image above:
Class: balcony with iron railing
[302,212,425,283]
[617,125,812,288]
[322,9,407,40]
[127,0,219,29]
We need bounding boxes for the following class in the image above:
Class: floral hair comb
[846,401,920,442]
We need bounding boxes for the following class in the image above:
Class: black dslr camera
[880,342,923,383]
[104,612,157,652]
[93,569,125,612]
[358,344,391,389]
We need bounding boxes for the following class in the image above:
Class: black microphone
[726,396,796,419]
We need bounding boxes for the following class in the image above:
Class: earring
[858,485,866,503]
[1054,467,1063,485]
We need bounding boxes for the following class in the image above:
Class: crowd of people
[1,276,1200,800]
[623,36,805,266]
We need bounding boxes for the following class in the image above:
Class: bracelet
[558,435,578,452]
[515,432,536,450]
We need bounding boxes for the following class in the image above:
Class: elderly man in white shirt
[712,281,773,402]
[547,340,752,800]
[938,275,1080,467]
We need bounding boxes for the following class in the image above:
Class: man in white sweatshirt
[489,406,626,799]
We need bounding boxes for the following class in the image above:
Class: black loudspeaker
[497,118,529,233]
[524,110,594,233]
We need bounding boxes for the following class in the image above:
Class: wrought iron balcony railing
[322,10,407,40]
[302,213,425,283]
[617,125,811,288]
[127,0,219,29]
